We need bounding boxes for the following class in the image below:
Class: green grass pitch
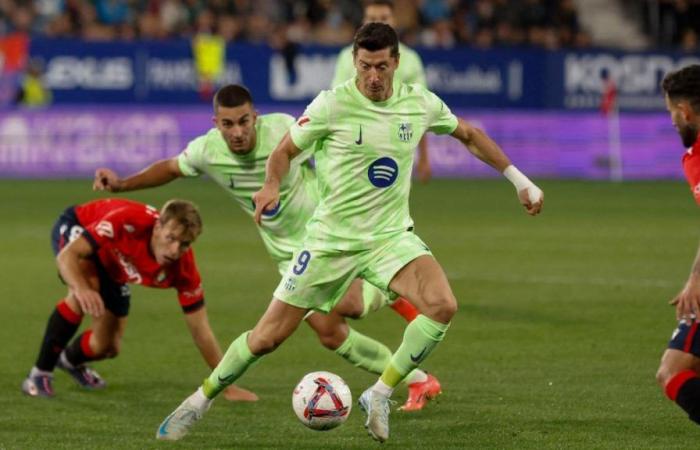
[0,178,698,449]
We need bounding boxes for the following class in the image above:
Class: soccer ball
[292,371,352,431]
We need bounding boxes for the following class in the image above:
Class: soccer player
[332,0,432,183]
[21,198,257,402]
[93,84,440,412]
[656,64,700,426]
[156,23,543,443]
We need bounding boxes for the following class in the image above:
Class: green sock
[334,327,392,374]
[202,331,260,399]
[359,282,390,318]
[379,315,449,388]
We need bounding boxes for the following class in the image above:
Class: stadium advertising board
[0,107,681,180]
[27,38,697,111]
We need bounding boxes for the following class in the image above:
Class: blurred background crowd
[0,0,696,51]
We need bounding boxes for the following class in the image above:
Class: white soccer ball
[292,371,352,431]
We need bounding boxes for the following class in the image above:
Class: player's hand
[518,186,544,216]
[73,287,105,317]
[415,156,432,184]
[222,385,259,402]
[252,184,280,225]
[670,276,700,321]
[93,168,122,192]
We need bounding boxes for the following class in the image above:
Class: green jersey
[178,113,318,263]
[331,43,427,88]
[289,79,458,251]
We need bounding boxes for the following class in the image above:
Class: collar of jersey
[350,76,399,108]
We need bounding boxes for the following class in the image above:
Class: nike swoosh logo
[410,347,427,363]
[355,125,362,145]
[217,373,236,384]
[158,413,174,436]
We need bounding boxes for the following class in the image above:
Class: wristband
[503,165,542,203]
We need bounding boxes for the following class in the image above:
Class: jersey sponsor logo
[398,122,413,142]
[251,199,281,217]
[368,157,399,188]
[354,125,363,145]
[114,250,142,284]
[297,116,310,127]
[95,221,114,238]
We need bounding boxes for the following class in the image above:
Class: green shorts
[273,231,432,313]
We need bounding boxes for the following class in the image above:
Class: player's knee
[105,341,121,359]
[656,364,673,388]
[248,331,282,355]
[316,329,346,350]
[423,292,457,323]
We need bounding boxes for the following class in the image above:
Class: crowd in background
[635,0,700,51]
[0,0,591,49]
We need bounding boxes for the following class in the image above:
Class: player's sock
[334,328,392,374]
[202,331,260,399]
[360,282,390,318]
[390,298,419,322]
[404,369,429,385]
[35,300,83,371]
[64,330,98,366]
[666,369,700,424]
[379,315,449,389]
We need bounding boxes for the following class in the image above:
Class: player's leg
[657,320,700,425]
[59,267,129,389]
[359,233,455,442]
[157,247,357,441]
[306,279,438,409]
[22,208,87,397]
[157,298,307,441]
[21,295,83,397]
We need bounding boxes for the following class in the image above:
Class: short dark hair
[213,84,253,111]
[364,0,394,10]
[352,22,399,58]
[661,64,700,112]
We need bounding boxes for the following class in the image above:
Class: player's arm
[253,132,302,224]
[451,117,543,216]
[671,244,700,320]
[182,306,259,401]
[93,158,183,192]
[56,236,105,317]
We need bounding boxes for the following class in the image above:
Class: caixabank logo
[368,157,398,188]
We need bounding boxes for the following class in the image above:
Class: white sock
[404,369,429,385]
[189,387,213,409]
[30,366,53,377]
[371,379,393,397]
[58,351,75,369]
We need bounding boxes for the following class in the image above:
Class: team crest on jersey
[368,157,399,188]
[284,277,297,291]
[397,123,413,142]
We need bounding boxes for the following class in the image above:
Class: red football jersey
[74,198,204,312]
[682,134,700,206]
